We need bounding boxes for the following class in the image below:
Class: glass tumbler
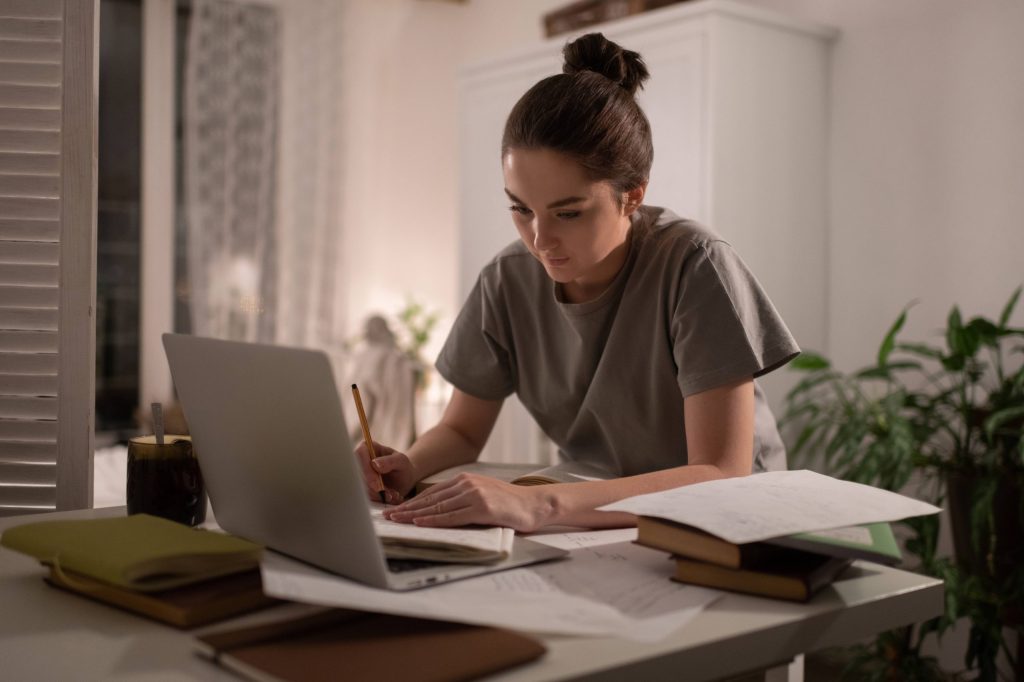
[126,435,207,526]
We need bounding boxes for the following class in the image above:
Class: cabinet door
[620,24,707,222]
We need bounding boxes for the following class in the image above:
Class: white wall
[335,0,563,359]
[746,0,1024,364]
[336,0,465,358]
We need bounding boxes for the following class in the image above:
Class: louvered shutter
[0,0,97,515]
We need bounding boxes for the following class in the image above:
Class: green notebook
[764,522,901,566]
[0,514,263,591]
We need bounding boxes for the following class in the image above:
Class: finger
[388,488,472,521]
[369,440,394,456]
[371,453,407,475]
[390,484,461,513]
[354,450,382,492]
[388,493,435,514]
[411,506,477,528]
[388,498,470,524]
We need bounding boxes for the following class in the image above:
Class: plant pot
[946,469,1024,623]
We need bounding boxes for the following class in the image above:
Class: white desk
[0,508,943,681]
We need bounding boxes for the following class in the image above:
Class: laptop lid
[162,334,566,590]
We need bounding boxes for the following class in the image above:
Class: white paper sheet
[527,527,638,551]
[261,538,718,642]
[370,503,511,554]
[598,469,941,544]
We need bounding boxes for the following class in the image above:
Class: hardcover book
[671,554,852,603]
[46,567,278,628]
[0,513,263,591]
[636,516,901,568]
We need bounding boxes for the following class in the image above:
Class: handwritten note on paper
[597,469,941,544]
[260,539,719,642]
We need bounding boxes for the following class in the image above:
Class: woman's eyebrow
[504,189,586,209]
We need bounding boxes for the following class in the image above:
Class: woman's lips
[545,256,569,267]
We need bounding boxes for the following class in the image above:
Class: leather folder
[196,608,547,682]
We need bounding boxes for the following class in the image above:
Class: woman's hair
[501,32,653,196]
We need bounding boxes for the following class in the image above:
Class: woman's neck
[562,217,634,304]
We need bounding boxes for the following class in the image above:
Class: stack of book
[0,513,278,627]
[636,517,901,602]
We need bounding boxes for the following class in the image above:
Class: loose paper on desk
[261,534,719,642]
[598,469,941,545]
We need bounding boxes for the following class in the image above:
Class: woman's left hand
[383,473,551,532]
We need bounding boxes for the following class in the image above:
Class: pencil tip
[351,383,357,389]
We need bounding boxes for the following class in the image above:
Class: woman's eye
[508,205,531,215]
[556,211,581,220]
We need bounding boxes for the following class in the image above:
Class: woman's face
[502,148,643,303]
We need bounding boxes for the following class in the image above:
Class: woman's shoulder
[481,240,536,276]
[634,205,728,257]
[475,240,545,295]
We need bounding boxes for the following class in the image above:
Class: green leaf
[998,285,1022,329]
[946,306,963,354]
[791,423,819,456]
[897,342,944,360]
[962,324,982,358]
[784,371,841,401]
[965,316,999,351]
[855,361,923,380]
[789,351,830,371]
[941,353,966,372]
[878,309,908,368]
[983,405,1024,442]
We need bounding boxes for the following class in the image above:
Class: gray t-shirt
[436,206,800,475]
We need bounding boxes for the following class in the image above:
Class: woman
[357,33,799,531]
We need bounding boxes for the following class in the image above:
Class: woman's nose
[533,218,558,251]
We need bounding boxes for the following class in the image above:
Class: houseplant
[781,287,1024,681]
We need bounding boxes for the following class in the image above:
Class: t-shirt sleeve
[671,240,800,398]
[435,272,516,401]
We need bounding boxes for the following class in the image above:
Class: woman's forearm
[405,422,482,483]
[536,463,735,528]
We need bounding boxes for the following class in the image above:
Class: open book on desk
[371,504,514,564]
[416,460,611,493]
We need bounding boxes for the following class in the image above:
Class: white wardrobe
[458,0,836,464]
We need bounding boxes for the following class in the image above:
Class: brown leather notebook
[196,609,547,682]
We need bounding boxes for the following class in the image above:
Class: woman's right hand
[354,440,418,504]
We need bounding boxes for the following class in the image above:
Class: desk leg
[763,654,803,682]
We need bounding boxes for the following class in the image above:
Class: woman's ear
[622,182,647,215]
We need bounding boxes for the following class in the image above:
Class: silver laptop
[162,333,566,590]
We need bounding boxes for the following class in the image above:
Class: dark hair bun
[562,32,650,96]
